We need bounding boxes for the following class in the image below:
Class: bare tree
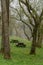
[19,0,43,54]
[10,0,43,54]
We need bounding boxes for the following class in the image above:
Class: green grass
[0,36,43,65]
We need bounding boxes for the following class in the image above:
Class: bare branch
[10,5,33,33]
[19,0,38,24]
[39,9,43,22]
[23,24,31,40]
[19,0,26,6]
[19,2,34,27]
[20,18,32,33]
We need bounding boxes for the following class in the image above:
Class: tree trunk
[30,35,36,54]
[37,28,43,48]
[30,25,37,54]
[35,24,42,48]
[1,0,10,59]
[0,21,4,53]
[1,21,4,53]
[1,0,5,53]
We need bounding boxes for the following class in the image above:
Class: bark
[37,27,43,48]
[30,25,37,54]
[1,0,5,53]
[1,0,10,59]
[1,20,4,53]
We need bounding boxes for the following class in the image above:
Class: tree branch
[23,24,32,40]
[19,1,35,27]
[10,6,32,33]
[19,0,38,24]
[39,9,43,22]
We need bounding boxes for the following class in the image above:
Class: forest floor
[0,36,43,65]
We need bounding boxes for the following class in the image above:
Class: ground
[0,36,43,65]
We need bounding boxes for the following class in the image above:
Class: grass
[0,36,43,65]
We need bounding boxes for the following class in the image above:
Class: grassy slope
[0,36,43,65]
